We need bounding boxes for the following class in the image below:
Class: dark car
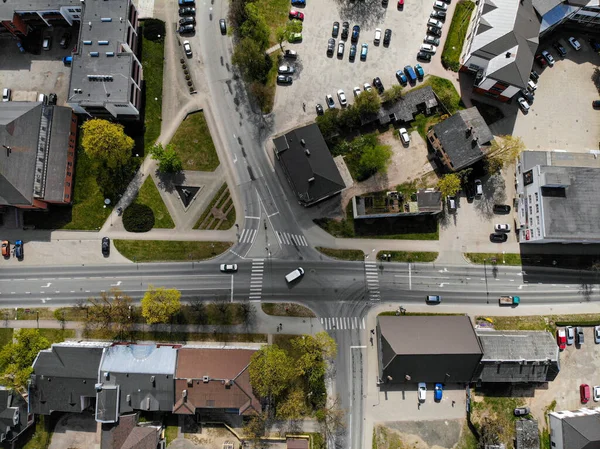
[530,70,539,82]
[179,6,196,15]
[48,93,57,105]
[383,29,392,46]
[327,38,335,56]
[514,407,530,416]
[493,204,511,214]
[490,233,508,243]
[553,41,567,57]
[277,75,293,85]
[577,327,585,345]
[382,0,389,5]
[341,21,349,40]
[291,0,306,5]
[349,44,356,61]
[316,104,324,115]
[535,54,547,67]
[284,49,298,59]
[427,26,442,37]
[430,10,446,20]
[179,16,196,25]
[102,237,110,256]
[59,32,72,49]
[351,25,360,43]
[14,240,23,260]
[415,64,424,80]
[417,51,432,61]
[589,38,600,52]
[373,77,384,93]
[593,100,600,109]
[219,19,227,34]
[396,70,408,86]
[332,21,339,38]
[178,24,195,34]
[521,89,534,103]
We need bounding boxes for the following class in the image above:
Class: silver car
[566,326,575,345]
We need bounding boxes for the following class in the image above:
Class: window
[535,192,538,200]
[536,204,539,213]
[529,206,533,214]
[73,15,80,18]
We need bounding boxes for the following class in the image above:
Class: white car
[219,264,238,273]
[363,82,373,92]
[527,79,537,91]
[594,386,600,402]
[399,128,410,145]
[420,44,437,54]
[418,382,427,403]
[518,96,530,113]
[427,18,443,29]
[433,1,448,9]
[374,28,382,44]
[353,86,361,97]
[183,40,192,56]
[568,36,581,50]
[495,223,511,232]
[337,89,347,107]
[2,88,11,102]
[278,65,295,74]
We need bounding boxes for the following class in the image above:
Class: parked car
[490,233,508,243]
[404,65,417,83]
[417,51,432,61]
[178,24,195,34]
[278,65,295,74]
[595,386,600,402]
[332,21,339,38]
[424,35,440,46]
[178,0,194,5]
[430,10,446,20]
[337,41,345,57]
[426,295,441,304]
[581,384,591,404]
[398,0,404,8]
[291,0,306,5]
[415,64,424,80]
[277,75,293,85]
[374,28,382,45]
[420,43,437,53]
[474,179,483,197]
[220,264,238,273]
[316,104,324,115]
[521,89,534,104]
[14,240,23,260]
[595,325,600,344]
[183,40,192,57]
[337,89,347,107]
[42,37,52,50]
[101,237,110,256]
[360,43,368,60]
[349,44,357,61]
[427,18,443,28]
[418,383,427,402]
[589,38,600,52]
[219,18,227,34]
[327,38,335,56]
[566,326,575,345]
[514,407,530,416]
[353,86,361,97]
[556,329,566,350]
[396,70,408,85]
[434,383,443,402]
[568,36,581,50]
[289,9,304,20]
[289,33,302,42]
[495,223,510,232]
[530,70,539,82]
[2,88,11,102]
[440,0,451,3]
[576,326,585,345]
[535,54,547,67]
[179,16,195,25]
[284,49,298,59]
[1,241,9,258]
[59,32,72,49]
[373,77,384,93]
[434,0,448,9]
[595,101,600,109]
[383,29,392,46]
[179,6,196,15]
[342,21,349,40]
[427,26,442,37]
[399,128,410,145]
[493,204,511,214]
[553,41,567,57]
[326,94,335,108]
[518,96,530,113]
[352,25,360,43]
[541,50,555,66]
[363,82,373,92]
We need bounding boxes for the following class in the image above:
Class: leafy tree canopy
[151,143,183,173]
[437,173,462,198]
[141,285,181,324]
[249,344,294,400]
[0,329,50,390]
[81,119,134,169]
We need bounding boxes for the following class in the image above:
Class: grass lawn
[22,415,53,449]
[464,252,522,266]
[470,392,525,447]
[262,53,279,113]
[316,247,364,261]
[377,251,438,263]
[170,111,220,171]
[114,240,232,262]
[194,183,236,230]
[164,415,178,445]
[254,0,291,46]
[38,328,76,344]
[84,328,267,343]
[441,1,476,71]
[0,329,13,348]
[262,303,316,318]
[141,32,165,150]
[133,177,175,228]
[475,313,600,333]
[14,307,87,322]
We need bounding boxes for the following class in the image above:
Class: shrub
[185,75,191,80]
[143,19,165,41]
[182,64,187,70]
[123,203,155,232]
[187,81,193,86]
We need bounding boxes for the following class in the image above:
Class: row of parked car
[417,0,451,61]
[1,240,23,260]
[556,325,600,349]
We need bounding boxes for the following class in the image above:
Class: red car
[581,384,591,404]
[1,240,8,258]
[398,0,404,7]
[556,329,566,350]
[289,10,304,20]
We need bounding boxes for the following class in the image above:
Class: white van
[285,267,304,283]
[37,93,47,104]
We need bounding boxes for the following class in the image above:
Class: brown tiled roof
[287,439,309,449]
[173,348,260,416]
[121,426,160,449]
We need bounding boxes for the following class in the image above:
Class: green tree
[87,288,134,335]
[354,89,381,115]
[358,142,393,179]
[276,387,307,420]
[488,135,525,166]
[316,396,346,442]
[232,38,271,82]
[249,81,274,113]
[338,105,361,130]
[484,156,504,174]
[315,109,340,143]
[437,173,462,198]
[151,143,183,173]
[0,329,50,390]
[141,285,181,324]
[381,85,403,104]
[240,3,270,51]
[249,345,295,401]
[81,119,134,169]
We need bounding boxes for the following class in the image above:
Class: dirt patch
[184,424,240,448]
[375,420,464,449]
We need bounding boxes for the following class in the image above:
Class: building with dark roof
[29,342,110,415]
[516,419,540,449]
[0,102,77,209]
[427,107,494,172]
[549,408,600,449]
[352,189,442,220]
[101,413,164,449]
[0,388,34,446]
[474,330,559,383]
[273,123,345,206]
[516,151,600,243]
[173,348,260,417]
[377,316,483,384]
[361,86,438,127]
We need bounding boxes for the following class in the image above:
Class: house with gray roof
[96,344,178,423]
[360,86,438,127]
[549,408,600,449]
[101,413,164,449]
[352,189,442,220]
[474,330,559,383]
[427,107,494,172]
[273,123,345,206]
[0,387,34,446]
[0,102,77,210]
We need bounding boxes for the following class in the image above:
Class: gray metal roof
[96,385,120,423]
[44,106,73,202]
[416,189,442,213]
[33,342,108,378]
[532,0,564,16]
[0,0,79,20]
[562,414,600,449]
[476,330,559,361]
[378,315,483,355]
[100,345,177,375]
[516,419,540,449]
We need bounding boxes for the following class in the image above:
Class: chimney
[305,149,311,156]
[300,139,306,146]
[308,177,315,183]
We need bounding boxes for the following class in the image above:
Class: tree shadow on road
[331,0,388,28]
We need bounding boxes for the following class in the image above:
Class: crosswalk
[321,316,366,331]
[239,228,257,244]
[276,231,308,246]
[365,260,381,301]
[249,259,264,300]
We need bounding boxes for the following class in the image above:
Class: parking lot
[271,0,457,134]
[0,26,75,107]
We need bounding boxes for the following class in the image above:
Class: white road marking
[245,216,260,220]
[41,282,52,288]
[111,281,122,286]
[350,345,367,349]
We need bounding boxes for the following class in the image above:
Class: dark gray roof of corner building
[44,106,72,202]
[562,414,600,449]
[33,343,108,378]
[476,330,559,361]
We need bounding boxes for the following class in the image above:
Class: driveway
[48,413,99,449]
[271,0,460,134]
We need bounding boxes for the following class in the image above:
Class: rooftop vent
[90,52,99,57]
[98,40,109,45]
[187,378,193,387]
[308,177,315,183]
[101,17,112,22]
[300,139,306,146]
[305,149,310,156]
[182,389,187,399]
[104,372,109,380]
[126,394,131,404]
[203,376,209,383]
[83,40,92,45]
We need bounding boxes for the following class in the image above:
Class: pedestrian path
[275,231,308,246]
[365,260,381,301]
[239,228,258,244]
[249,259,264,301]
[320,316,366,331]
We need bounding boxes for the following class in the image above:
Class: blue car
[360,43,368,61]
[396,70,407,86]
[291,0,305,5]
[434,383,443,402]
[178,0,194,5]
[404,65,417,83]
[14,240,23,260]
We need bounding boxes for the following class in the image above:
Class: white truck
[285,267,304,283]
